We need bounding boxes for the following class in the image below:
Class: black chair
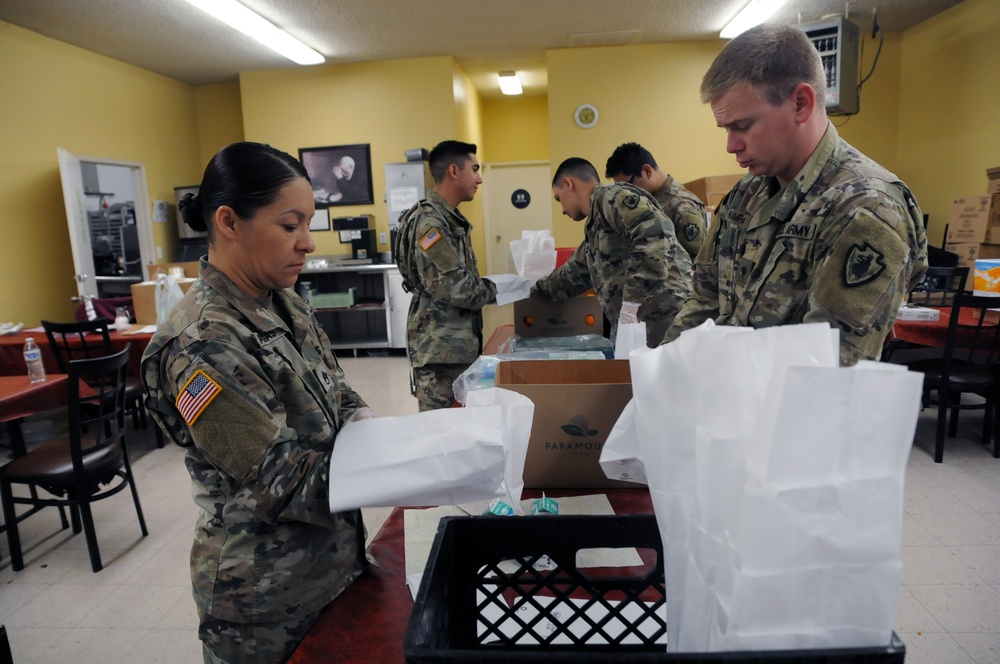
[0,624,12,664]
[905,292,1000,463]
[42,317,163,448]
[883,266,970,363]
[0,345,148,572]
[907,265,970,307]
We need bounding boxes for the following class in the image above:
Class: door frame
[57,148,155,299]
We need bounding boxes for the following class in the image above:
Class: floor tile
[122,628,204,664]
[911,512,1000,546]
[950,631,1000,664]
[896,631,976,664]
[901,546,984,585]
[908,584,1000,633]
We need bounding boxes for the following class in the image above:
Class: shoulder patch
[684,223,699,242]
[623,194,640,210]
[176,369,222,425]
[418,228,442,251]
[843,242,887,287]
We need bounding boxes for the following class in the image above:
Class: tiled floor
[1,352,999,663]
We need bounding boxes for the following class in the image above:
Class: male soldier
[605,142,708,259]
[530,157,692,347]
[394,140,497,411]
[662,25,928,365]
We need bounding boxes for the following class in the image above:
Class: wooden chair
[42,318,163,448]
[0,345,148,572]
[905,292,1000,463]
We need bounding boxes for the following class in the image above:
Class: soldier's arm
[530,242,591,300]
[164,339,344,528]
[611,197,692,310]
[413,217,497,309]
[660,210,724,344]
[805,198,917,365]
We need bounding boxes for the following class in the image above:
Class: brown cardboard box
[513,295,602,338]
[946,195,997,244]
[130,278,197,325]
[987,167,1000,195]
[494,359,634,489]
[683,174,743,211]
[148,261,200,279]
[948,242,981,272]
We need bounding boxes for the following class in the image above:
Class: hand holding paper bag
[327,388,533,513]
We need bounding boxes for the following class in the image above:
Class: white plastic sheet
[327,388,533,513]
[625,321,921,652]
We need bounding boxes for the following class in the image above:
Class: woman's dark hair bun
[178,192,207,232]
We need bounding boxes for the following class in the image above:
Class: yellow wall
[896,0,1000,246]
[482,96,550,163]
[0,21,203,325]
[453,62,488,267]
[240,56,461,260]
[194,82,245,172]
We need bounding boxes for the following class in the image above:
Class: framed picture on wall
[299,144,375,207]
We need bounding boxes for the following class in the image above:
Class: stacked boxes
[987,166,1000,195]
[946,193,1000,272]
[683,174,743,214]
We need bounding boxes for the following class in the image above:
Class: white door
[57,148,156,300]
[482,161,552,274]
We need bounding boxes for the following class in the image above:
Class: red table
[288,488,653,664]
[0,374,71,457]
[889,307,992,349]
[0,329,151,377]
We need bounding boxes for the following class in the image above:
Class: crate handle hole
[574,546,658,579]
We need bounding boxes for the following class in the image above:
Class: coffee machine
[332,214,376,261]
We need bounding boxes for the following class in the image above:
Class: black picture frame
[298,144,374,207]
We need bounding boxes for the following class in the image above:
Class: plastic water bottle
[23,337,46,383]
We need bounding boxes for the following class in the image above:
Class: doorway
[57,148,155,301]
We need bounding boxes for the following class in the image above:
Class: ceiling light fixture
[497,71,523,95]
[720,0,789,39]
[183,0,324,65]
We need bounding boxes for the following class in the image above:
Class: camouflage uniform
[663,123,929,365]
[653,174,708,260]
[531,183,693,346]
[141,260,369,661]
[394,190,497,410]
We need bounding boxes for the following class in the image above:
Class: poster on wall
[299,144,375,208]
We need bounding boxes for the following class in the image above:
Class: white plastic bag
[614,321,647,358]
[629,322,920,652]
[154,273,185,325]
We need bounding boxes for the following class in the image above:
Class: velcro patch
[843,242,886,287]
[684,223,699,242]
[418,229,442,251]
[623,194,640,209]
[176,369,222,425]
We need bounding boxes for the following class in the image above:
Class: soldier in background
[662,24,928,365]
[142,142,377,662]
[605,142,708,259]
[394,140,497,411]
[531,157,692,347]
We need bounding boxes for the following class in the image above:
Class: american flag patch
[418,229,442,251]
[176,369,222,425]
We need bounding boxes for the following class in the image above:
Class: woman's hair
[701,24,826,107]
[177,142,310,240]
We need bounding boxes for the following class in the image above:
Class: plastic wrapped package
[497,333,614,358]
[453,350,608,405]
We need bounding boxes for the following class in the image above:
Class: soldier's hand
[619,301,640,324]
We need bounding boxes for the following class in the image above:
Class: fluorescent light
[720,0,788,39]
[497,71,523,95]
[184,0,324,65]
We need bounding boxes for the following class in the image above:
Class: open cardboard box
[494,359,634,489]
[130,278,197,325]
[513,294,602,338]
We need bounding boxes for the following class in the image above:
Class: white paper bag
[599,399,647,484]
[613,321,647,358]
[510,230,556,281]
[327,388,533,513]
[629,322,919,652]
[154,273,185,325]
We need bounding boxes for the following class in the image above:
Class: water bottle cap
[25,337,33,342]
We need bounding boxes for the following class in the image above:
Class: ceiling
[0,0,962,98]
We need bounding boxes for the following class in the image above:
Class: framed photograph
[299,144,375,207]
[309,208,330,231]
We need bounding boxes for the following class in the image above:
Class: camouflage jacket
[531,183,693,346]
[663,123,929,365]
[394,190,497,367]
[141,259,368,623]
[654,175,708,260]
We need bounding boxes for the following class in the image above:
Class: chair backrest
[42,318,115,374]
[908,266,970,307]
[942,293,1000,369]
[67,344,131,475]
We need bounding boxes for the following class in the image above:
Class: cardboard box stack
[131,262,201,324]
[683,174,743,214]
[987,166,1000,195]
[946,189,1000,272]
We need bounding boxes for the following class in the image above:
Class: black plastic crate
[404,515,906,664]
